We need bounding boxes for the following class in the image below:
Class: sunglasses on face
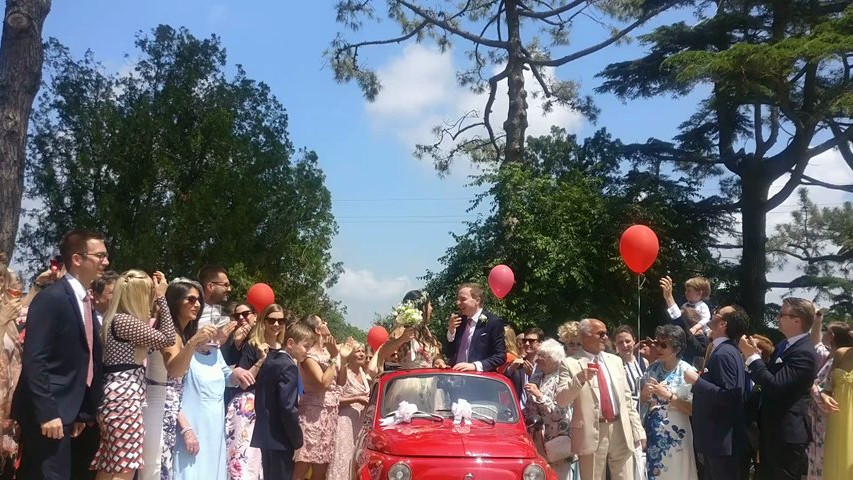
[265,317,285,325]
[656,341,670,350]
[594,331,608,339]
[233,311,252,320]
[184,295,200,304]
[522,338,541,344]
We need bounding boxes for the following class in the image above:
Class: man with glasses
[556,318,645,480]
[506,328,544,407]
[684,305,749,480]
[739,298,818,480]
[13,229,108,479]
[198,265,232,328]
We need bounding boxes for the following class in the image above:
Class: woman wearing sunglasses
[225,304,293,480]
[639,325,698,480]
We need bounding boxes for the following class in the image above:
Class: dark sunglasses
[656,341,670,350]
[184,295,200,304]
[265,317,286,325]
[595,331,608,339]
[232,311,253,320]
[522,338,541,344]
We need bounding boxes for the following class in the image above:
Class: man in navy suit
[446,283,506,372]
[13,229,108,480]
[684,304,749,480]
[739,297,818,480]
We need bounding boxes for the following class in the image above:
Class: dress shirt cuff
[666,304,681,320]
[447,331,456,342]
[745,353,761,367]
[474,361,483,372]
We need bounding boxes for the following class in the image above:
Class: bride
[368,290,448,412]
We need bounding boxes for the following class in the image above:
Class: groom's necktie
[455,316,473,364]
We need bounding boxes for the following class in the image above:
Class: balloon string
[637,274,646,337]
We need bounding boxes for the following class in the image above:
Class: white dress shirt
[581,349,620,416]
[199,303,227,327]
[447,308,485,371]
[66,274,89,328]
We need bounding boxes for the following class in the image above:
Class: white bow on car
[452,398,473,426]
[380,401,418,426]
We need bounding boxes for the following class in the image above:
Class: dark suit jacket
[12,276,102,426]
[671,316,710,365]
[445,309,506,372]
[691,339,746,456]
[748,335,817,446]
[251,349,303,452]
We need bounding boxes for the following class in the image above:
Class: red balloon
[619,225,660,273]
[367,326,389,352]
[488,264,515,299]
[247,283,275,313]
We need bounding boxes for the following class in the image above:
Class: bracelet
[180,426,194,435]
[253,361,264,369]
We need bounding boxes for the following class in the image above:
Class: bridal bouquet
[392,300,423,327]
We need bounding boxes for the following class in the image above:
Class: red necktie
[595,359,616,422]
[82,295,94,386]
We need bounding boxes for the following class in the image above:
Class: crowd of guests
[0,228,851,480]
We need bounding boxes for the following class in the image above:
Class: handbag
[543,435,572,463]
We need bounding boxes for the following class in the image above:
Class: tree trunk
[0,0,50,261]
[502,0,527,164]
[739,171,770,327]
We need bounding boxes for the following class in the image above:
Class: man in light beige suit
[556,318,645,480]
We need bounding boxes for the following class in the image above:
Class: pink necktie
[82,295,94,386]
[455,317,473,364]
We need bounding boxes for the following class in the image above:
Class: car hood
[364,420,538,459]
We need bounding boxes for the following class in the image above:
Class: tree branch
[766,156,810,211]
[527,4,672,67]
[484,67,509,158]
[334,20,429,56]
[769,248,853,264]
[397,0,509,48]
[711,243,744,249]
[827,121,853,169]
[517,0,587,19]
[800,174,853,193]
[809,123,853,159]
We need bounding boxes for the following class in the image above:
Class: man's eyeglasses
[184,295,200,304]
[594,331,608,339]
[778,313,799,320]
[265,317,286,325]
[522,338,541,344]
[79,251,109,261]
[210,281,231,288]
[233,311,253,320]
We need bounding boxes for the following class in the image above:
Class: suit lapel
[60,276,89,348]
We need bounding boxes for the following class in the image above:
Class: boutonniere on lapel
[478,314,488,325]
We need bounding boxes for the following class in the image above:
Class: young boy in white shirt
[661,276,712,334]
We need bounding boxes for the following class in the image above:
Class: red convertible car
[352,368,558,480]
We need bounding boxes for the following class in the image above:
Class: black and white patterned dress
[91,297,176,473]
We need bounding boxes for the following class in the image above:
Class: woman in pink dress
[293,315,348,480]
[328,343,370,480]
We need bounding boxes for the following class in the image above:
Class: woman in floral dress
[328,342,370,480]
[639,325,698,480]
[293,315,348,480]
[523,339,577,480]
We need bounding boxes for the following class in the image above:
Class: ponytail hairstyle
[101,269,154,362]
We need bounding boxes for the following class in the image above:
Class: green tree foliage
[768,189,853,318]
[423,127,733,337]
[596,1,853,323]
[329,0,681,169]
[20,26,354,333]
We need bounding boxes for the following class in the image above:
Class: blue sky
[39,1,851,329]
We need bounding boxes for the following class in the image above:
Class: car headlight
[523,463,546,480]
[387,462,411,480]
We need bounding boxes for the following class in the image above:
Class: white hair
[537,339,566,364]
[578,318,595,336]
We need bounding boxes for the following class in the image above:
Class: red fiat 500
[352,368,558,480]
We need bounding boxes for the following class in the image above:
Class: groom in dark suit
[446,282,506,372]
[684,304,749,480]
[13,229,108,480]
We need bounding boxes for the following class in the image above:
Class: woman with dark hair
[639,324,698,480]
[613,324,646,411]
[808,321,853,480]
[366,290,445,376]
[142,279,217,480]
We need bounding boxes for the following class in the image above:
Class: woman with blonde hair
[91,270,177,479]
[557,321,582,358]
[328,341,370,480]
[225,304,294,480]
[497,326,521,374]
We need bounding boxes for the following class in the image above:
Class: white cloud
[327,267,414,329]
[365,44,585,173]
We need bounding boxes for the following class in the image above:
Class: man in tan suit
[556,318,645,480]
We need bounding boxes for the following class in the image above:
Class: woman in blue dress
[174,340,239,480]
[639,325,698,480]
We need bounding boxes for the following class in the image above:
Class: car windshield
[380,373,519,424]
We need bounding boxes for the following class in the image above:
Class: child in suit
[251,321,314,478]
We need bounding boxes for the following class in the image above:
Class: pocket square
[702,368,709,374]
[479,332,487,336]
[774,357,784,364]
